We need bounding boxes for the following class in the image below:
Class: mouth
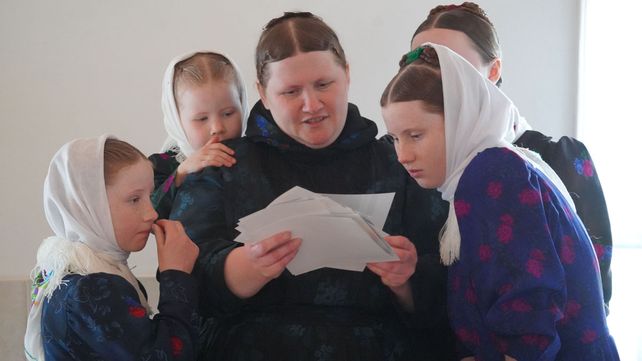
[407,169,422,178]
[302,115,327,125]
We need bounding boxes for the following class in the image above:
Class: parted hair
[255,11,347,86]
[103,138,148,186]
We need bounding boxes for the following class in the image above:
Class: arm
[454,149,566,360]
[65,272,198,361]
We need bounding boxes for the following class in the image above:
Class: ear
[256,81,270,110]
[345,63,351,86]
[487,58,502,84]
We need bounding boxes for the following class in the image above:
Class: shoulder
[62,273,142,303]
[463,147,529,183]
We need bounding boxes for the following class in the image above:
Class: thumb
[206,135,221,145]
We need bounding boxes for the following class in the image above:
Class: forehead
[107,159,153,189]
[412,28,484,68]
[265,50,346,87]
[383,101,443,132]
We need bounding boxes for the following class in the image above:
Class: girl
[410,2,613,310]
[381,44,618,360]
[25,135,200,360]
[150,51,249,218]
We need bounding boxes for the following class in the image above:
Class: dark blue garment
[42,270,199,361]
[149,150,180,220]
[515,130,613,310]
[172,101,455,361]
[450,147,618,360]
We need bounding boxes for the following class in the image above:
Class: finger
[254,237,300,268]
[152,224,166,246]
[208,143,235,155]
[205,136,221,145]
[249,231,292,257]
[384,235,413,249]
[263,238,301,270]
[208,153,236,167]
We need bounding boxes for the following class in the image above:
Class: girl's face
[258,50,350,149]
[177,80,243,149]
[106,158,158,252]
[412,28,498,83]
[382,100,446,189]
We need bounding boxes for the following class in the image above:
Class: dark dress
[41,270,199,361]
[515,130,612,310]
[149,150,181,220]
[450,147,618,360]
[171,101,455,361]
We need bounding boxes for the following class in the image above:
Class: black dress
[171,101,456,361]
[515,130,613,310]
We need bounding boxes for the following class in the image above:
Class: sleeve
[454,151,566,360]
[546,137,612,309]
[170,167,245,317]
[64,271,198,361]
[149,152,181,220]
[516,131,612,309]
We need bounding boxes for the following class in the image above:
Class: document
[234,186,399,275]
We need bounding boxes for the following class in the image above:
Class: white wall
[0,0,581,279]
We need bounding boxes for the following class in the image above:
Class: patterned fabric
[149,151,181,219]
[449,147,618,360]
[515,130,613,310]
[172,101,456,361]
[42,270,199,361]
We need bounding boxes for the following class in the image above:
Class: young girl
[410,2,614,310]
[150,51,248,218]
[381,44,618,360]
[24,135,200,360]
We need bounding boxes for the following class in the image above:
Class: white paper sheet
[233,186,399,275]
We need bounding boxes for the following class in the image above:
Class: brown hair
[173,52,243,106]
[255,12,347,86]
[380,46,444,113]
[103,138,148,186]
[413,2,502,86]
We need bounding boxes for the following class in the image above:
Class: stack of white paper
[234,186,399,275]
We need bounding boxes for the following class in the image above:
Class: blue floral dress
[449,147,618,360]
[515,131,613,310]
[171,101,456,361]
[149,151,181,220]
[41,270,199,360]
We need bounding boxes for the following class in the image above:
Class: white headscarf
[24,135,150,361]
[425,43,574,265]
[160,51,249,162]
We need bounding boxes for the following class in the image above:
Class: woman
[172,12,455,361]
[410,2,613,311]
[381,42,618,360]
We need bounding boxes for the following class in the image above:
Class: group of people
[25,3,619,361]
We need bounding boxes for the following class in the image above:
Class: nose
[144,200,158,223]
[395,140,414,165]
[302,89,323,113]
[210,119,225,136]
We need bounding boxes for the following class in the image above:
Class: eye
[129,196,140,204]
[281,88,301,97]
[316,81,333,90]
[194,116,208,122]
[222,109,236,118]
[410,133,424,140]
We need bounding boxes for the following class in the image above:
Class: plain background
[0,0,581,280]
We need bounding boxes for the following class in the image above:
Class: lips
[302,115,327,124]
[407,169,422,178]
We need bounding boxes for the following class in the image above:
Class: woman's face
[412,28,497,82]
[258,50,350,149]
[382,100,446,189]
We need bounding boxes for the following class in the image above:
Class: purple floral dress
[449,147,618,360]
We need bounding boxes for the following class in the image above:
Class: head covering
[24,135,150,361]
[160,51,249,162]
[424,43,574,265]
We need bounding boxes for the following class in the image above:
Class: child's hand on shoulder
[152,220,199,274]
[175,136,236,186]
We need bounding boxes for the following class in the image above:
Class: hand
[367,235,417,290]
[153,220,199,273]
[244,231,302,280]
[175,137,236,186]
